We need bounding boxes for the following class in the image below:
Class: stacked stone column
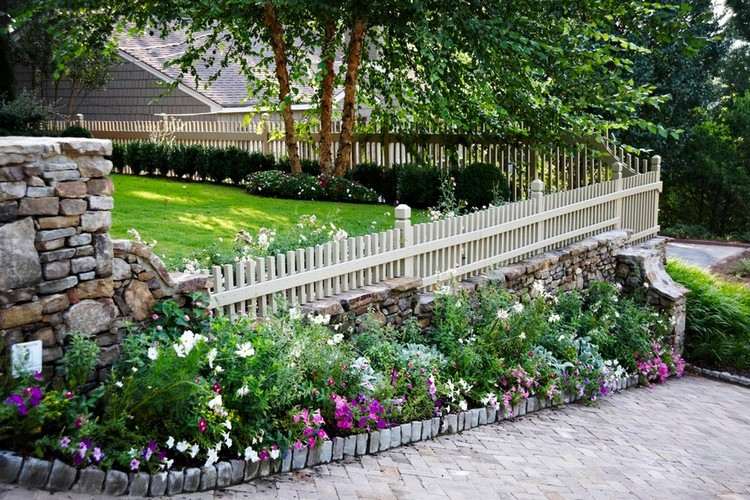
[0,137,116,377]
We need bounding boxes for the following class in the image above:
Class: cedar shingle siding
[15,58,211,121]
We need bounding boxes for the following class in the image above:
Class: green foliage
[453,163,510,210]
[347,163,398,203]
[60,125,92,138]
[245,170,380,204]
[667,260,750,373]
[396,164,442,208]
[62,334,100,389]
[0,91,49,136]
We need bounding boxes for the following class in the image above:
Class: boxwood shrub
[454,162,511,209]
[396,163,442,208]
[347,162,398,203]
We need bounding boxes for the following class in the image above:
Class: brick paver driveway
[2,375,748,499]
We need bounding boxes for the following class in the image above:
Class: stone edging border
[0,374,642,497]
[686,364,750,388]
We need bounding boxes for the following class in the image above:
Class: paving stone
[103,469,128,496]
[0,452,22,483]
[215,461,232,487]
[149,471,167,496]
[229,459,245,484]
[199,466,216,491]
[292,447,307,470]
[45,460,76,491]
[128,472,150,496]
[167,469,184,495]
[183,468,201,493]
[17,458,51,489]
[71,466,104,494]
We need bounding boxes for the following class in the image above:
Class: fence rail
[46,117,649,200]
[209,157,662,318]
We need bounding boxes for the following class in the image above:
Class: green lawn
[111,174,408,263]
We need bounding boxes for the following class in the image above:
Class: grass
[666,259,750,374]
[111,174,414,263]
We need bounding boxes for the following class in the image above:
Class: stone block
[319,439,333,463]
[71,466,104,494]
[30,327,56,347]
[378,428,391,451]
[124,280,155,320]
[229,459,245,484]
[63,298,117,334]
[421,420,432,440]
[470,409,480,428]
[81,211,111,233]
[26,186,55,198]
[149,471,167,496]
[60,198,87,215]
[75,245,94,257]
[307,444,321,466]
[215,461,232,487]
[112,258,130,280]
[128,472,150,496]
[390,426,401,448]
[71,256,96,274]
[445,414,458,434]
[44,260,71,280]
[38,276,78,294]
[244,461,260,480]
[36,227,75,242]
[0,200,17,222]
[55,181,87,198]
[343,435,357,457]
[432,417,441,437]
[457,412,465,430]
[0,452,22,483]
[356,433,368,456]
[259,459,271,477]
[94,233,112,276]
[19,197,59,216]
[79,271,95,281]
[0,218,42,289]
[292,447,308,470]
[75,278,114,299]
[38,215,79,229]
[42,169,79,182]
[75,156,112,177]
[0,166,24,181]
[332,437,345,460]
[400,423,412,444]
[167,469,184,495]
[0,301,43,329]
[478,408,488,425]
[103,469,129,495]
[280,448,293,473]
[411,421,422,442]
[36,238,65,251]
[0,181,26,201]
[88,195,113,211]
[87,178,114,196]
[199,466,217,491]
[527,396,538,413]
[486,407,497,424]
[40,248,76,263]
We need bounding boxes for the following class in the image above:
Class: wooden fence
[46,117,648,200]
[209,157,662,318]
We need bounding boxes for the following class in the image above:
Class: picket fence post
[530,178,545,244]
[394,204,414,277]
[614,162,624,229]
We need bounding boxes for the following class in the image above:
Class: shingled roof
[117,29,337,110]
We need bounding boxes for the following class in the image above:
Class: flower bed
[0,280,684,495]
[244,170,381,204]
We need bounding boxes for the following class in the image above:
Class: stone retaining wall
[0,137,207,380]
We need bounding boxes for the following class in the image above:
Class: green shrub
[321,175,381,203]
[667,260,750,372]
[62,333,100,389]
[245,170,380,203]
[60,125,92,138]
[275,158,320,175]
[396,163,441,207]
[453,163,510,209]
[110,144,126,173]
[0,91,49,136]
[348,163,398,203]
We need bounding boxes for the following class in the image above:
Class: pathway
[666,241,746,269]
[1,376,749,499]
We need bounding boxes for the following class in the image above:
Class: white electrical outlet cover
[11,340,43,378]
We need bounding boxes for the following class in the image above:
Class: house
[13,30,344,122]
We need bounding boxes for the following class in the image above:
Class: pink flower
[198,418,208,433]
[293,440,304,450]
[317,429,328,440]
[130,458,140,471]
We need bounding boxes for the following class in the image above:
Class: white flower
[163,458,174,470]
[512,302,524,314]
[207,348,218,368]
[518,332,526,340]
[204,448,219,467]
[147,346,159,361]
[310,314,331,326]
[173,330,205,358]
[270,448,280,460]
[166,436,175,449]
[223,420,232,430]
[176,441,190,453]
[115,381,123,388]
[333,229,348,241]
[208,395,227,416]
[459,400,468,411]
[214,365,224,373]
[222,432,233,449]
[548,314,561,323]
[327,333,344,346]
[531,281,545,296]
[236,385,250,397]
[496,309,510,321]
[244,446,259,462]
[289,308,301,320]
[189,444,199,458]
[235,342,255,358]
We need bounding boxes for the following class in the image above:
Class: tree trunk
[263,2,302,173]
[319,20,337,176]
[333,17,367,177]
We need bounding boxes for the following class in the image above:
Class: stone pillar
[0,137,116,377]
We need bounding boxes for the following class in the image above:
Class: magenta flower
[64,391,74,400]
[293,440,304,450]
[130,458,140,471]
[74,416,84,428]
[59,436,71,449]
[307,437,316,448]
[212,383,222,394]
[317,429,328,440]
[4,394,27,416]
[198,418,208,433]
[33,371,43,382]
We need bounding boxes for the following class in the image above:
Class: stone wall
[0,137,207,379]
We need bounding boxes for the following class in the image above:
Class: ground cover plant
[667,260,750,375]
[0,281,683,475]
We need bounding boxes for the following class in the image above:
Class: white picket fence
[209,157,662,318]
[46,117,649,200]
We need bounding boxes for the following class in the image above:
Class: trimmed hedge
[453,162,511,209]
[245,170,380,203]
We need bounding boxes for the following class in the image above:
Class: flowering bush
[245,170,380,204]
[0,280,682,474]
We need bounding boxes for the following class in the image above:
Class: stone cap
[0,137,112,159]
